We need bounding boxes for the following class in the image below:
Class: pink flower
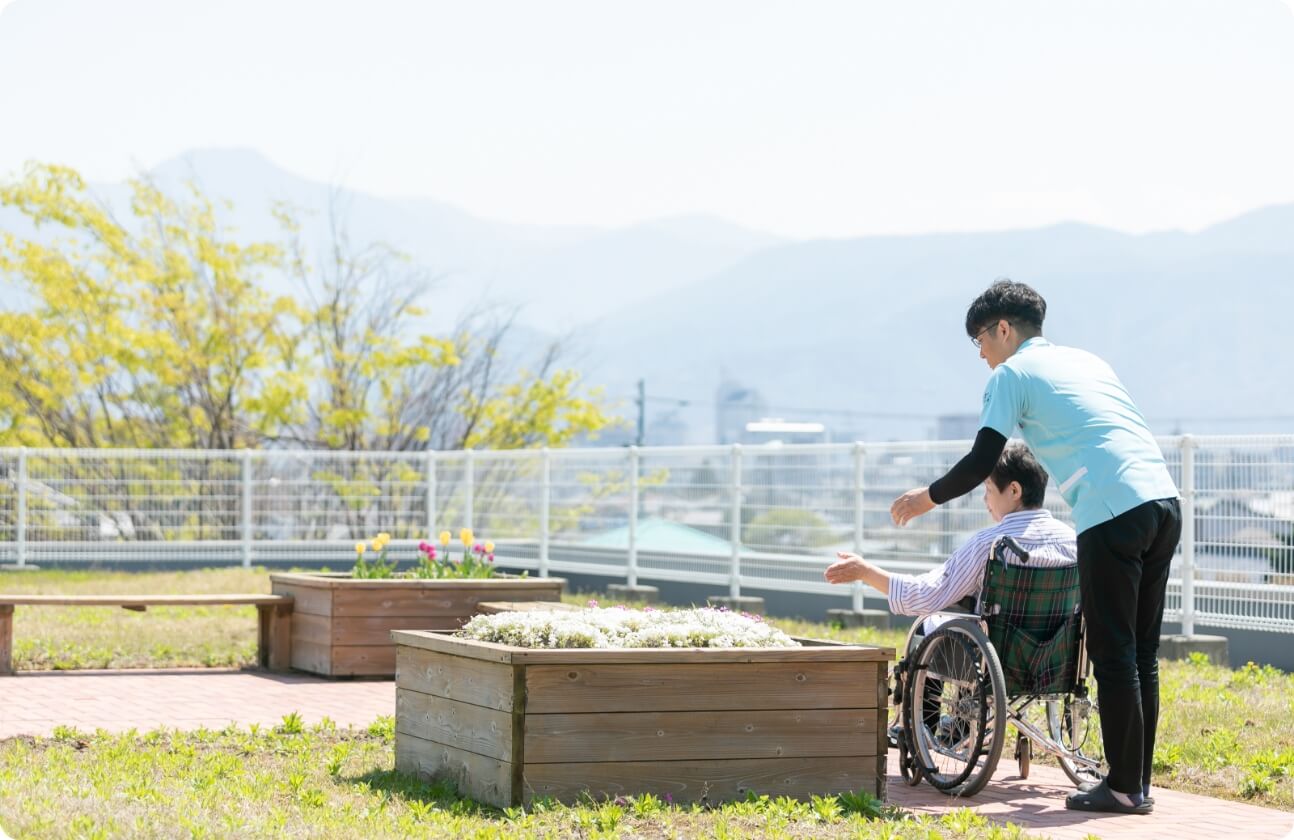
[586,599,599,607]
[487,553,494,562]
[418,541,430,553]
[427,547,437,559]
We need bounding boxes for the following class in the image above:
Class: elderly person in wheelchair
[825,444,1105,798]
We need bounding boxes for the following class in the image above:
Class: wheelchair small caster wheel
[897,733,923,786]
[1015,734,1031,779]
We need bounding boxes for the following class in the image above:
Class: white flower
[459,606,800,649]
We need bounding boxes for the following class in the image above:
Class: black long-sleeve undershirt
[928,427,1008,505]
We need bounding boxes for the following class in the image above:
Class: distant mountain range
[3,148,1292,442]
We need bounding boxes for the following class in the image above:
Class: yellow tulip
[460,528,474,545]
[438,530,451,546]
[484,541,495,553]
[378,532,391,544]
[355,542,366,555]
[370,539,382,552]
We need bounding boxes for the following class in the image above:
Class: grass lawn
[2,567,1293,817]
[0,717,1033,840]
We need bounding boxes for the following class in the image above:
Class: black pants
[1076,497,1182,796]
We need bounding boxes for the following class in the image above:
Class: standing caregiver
[889,279,1181,815]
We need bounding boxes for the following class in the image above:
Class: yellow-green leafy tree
[0,163,616,539]
[0,163,305,450]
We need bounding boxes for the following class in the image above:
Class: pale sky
[2,0,1293,239]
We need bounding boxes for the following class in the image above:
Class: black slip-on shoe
[1065,780,1153,815]
[1078,781,1155,806]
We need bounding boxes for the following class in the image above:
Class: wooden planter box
[269,573,565,677]
[392,629,892,808]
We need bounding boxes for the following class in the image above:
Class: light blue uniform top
[979,337,1178,534]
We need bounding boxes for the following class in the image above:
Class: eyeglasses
[971,321,1008,349]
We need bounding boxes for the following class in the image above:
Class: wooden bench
[0,594,294,676]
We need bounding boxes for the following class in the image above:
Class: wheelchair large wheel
[1049,680,1106,788]
[905,619,1007,797]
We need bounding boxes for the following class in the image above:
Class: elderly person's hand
[824,551,867,584]
[891,486,935,527]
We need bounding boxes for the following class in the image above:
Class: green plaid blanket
[981,552,1082,696]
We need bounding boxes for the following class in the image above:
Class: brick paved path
[2,668,1292,840]
[0,668,392,735]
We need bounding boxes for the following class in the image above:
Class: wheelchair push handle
[992,535,1031,566]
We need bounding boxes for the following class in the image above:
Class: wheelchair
[890,535,1106,797]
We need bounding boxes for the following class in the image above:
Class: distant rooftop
[582,517,736,555]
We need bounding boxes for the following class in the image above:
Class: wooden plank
[272,581,333,617]
[877,660,892,801]
[331,644,396,676]
[333,587,559,618]
[258,603,271,669]
[290,639,332,676]
[510,646,894,665]
[392,629,891,664]
[524,708,878,763]
[874,661,891,771]
[510,664,526,800]
[266,601,293,672]
[395,689,514,762]
[395,731,514,809]
[525,661,878,714]
[327,615,463,646]
[522,756,881,806]
[0,594,291,607]
[392,631,517,664]
[0,604,13,676]
[270,572,564,591]
[395,646,516,711]
[289,612,333,650]
[296,613,462,647]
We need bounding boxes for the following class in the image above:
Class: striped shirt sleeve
[887,535,990,616]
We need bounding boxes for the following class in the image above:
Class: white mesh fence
[1,436,1291,633]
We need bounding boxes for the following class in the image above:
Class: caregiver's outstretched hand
[891,486,934,527]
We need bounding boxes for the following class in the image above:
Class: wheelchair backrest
[979,535,1083,696]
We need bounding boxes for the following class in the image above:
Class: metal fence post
[425,451,437,537]
[16,448,27,568]
[463,450,474,532]
[729,444,743,599]
[1181,435,1196,636]
[241,449,253,569]
[852,442,865,613]
[628,446,640,588]
[539,448,551,578]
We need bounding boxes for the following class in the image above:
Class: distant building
[715,374,768,444]
[935,413,980,441]
[582,516,739,556]
[742,418,828,446]
[647,411,690,446]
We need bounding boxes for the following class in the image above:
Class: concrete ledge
[826,608,892,631]
[1159,634,1229,665]
[706,595,765,615]
[0,565,40,572]
[606,584,660,604]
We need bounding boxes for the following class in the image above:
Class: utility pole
[635,378,646,447]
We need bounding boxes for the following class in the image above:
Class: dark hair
[989,443,1048,508]
[965,279,1046,338]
